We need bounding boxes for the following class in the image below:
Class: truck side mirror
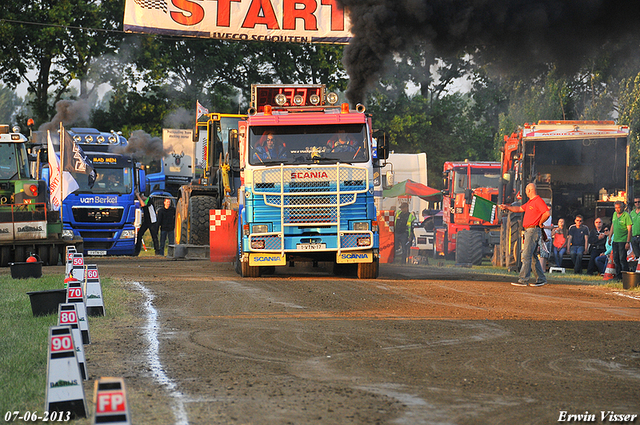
[229,129,239,170]
[385,170,394,188]
[377,135,389,160]
[137,164,147,194]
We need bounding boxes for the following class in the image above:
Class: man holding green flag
[499,183,550,287]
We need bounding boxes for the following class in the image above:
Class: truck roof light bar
[341,103,349,114]
[326,92,339,105]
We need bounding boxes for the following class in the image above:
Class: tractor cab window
[469,168,501,190]
[452,167,468,194]
[0,143,29,180]
[248,124,369,166]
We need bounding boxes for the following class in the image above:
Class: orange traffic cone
[603,254,616,280]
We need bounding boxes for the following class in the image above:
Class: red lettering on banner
[283,0,317,30]
[321,0,344,31]
[171,0,205,26]
[214,0,241,27]
[242,0,280,29]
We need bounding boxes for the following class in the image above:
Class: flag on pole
[62,129,96,188]
[196,101,209,120]
[470,194,497,223]
[47,131,79,211]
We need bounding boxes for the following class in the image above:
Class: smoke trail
[111,130,173,163]
[338,0,640,105]
[37,99,90,133]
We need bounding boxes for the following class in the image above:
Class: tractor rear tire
[188,196,219,245]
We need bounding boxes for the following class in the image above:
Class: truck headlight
[353,222,369,231]
[121,229,135,239]
[252,224,268,234]
[62,230,74,239]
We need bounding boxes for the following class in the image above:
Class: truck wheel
[506,214,522,271]
[455,230,484,266]
[188,196,218,245]
[357,259,379,279]
[455,230,472,264]
[241,257,261,277]
[468,231,484,265]
[0,246,10,267]
[49,245,59,266]
[37,245,49,265]
[14,245,27,263]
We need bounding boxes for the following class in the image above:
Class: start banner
[124,0,352,44]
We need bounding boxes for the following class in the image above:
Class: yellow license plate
[249,253,286,266]
[336,250,373,264]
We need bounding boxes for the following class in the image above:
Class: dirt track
[77,258,640,424]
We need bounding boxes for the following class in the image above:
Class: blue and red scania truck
[234,84,388,278]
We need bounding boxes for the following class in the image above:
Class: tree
[0,0,123,126]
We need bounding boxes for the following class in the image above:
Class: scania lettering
[62,128,146,257]
[236,84,388,279]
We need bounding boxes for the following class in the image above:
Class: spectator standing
[394,203,416,264]
[499,183,550,287]
[567,215,589,274]
[594,227,613,275]
[587,218,608,275]
[156,198,176,256]
[135,191,160,256]
[629,197,640,260]
[609,201,633,280]
[551,218,568,268]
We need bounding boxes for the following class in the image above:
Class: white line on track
[612,291,640,301]
[131,281,189,424]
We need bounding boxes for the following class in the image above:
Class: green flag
[470,195,497,222]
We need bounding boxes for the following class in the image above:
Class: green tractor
[0,125,80,266]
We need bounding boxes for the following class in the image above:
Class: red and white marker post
[57,303,88,381]
[93,377,131,424]
[45,326,87,419]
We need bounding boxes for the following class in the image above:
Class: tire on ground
[241,257,260,277]
[357,259,379,279]
[188,196,219,245]
[0,246,10,267]
[37,245,49,265]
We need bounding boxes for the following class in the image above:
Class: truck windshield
[0,143,29,180]
[452,167,500,193]
[72,167,132,195]
[248,124,368,166]
[469,168,500,190]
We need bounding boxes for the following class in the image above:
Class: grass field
[0,270,135,422]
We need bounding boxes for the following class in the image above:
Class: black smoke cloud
[338,0,640,105]
[111,130,172,163]
[38,99,90,133]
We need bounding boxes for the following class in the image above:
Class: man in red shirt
[499,183,551,287]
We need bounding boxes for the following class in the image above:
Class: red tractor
[436,161,502,264]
